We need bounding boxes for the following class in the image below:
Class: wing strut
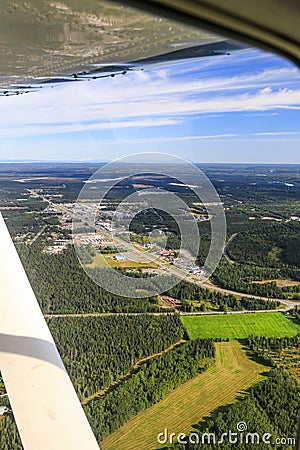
[0,213,100,450]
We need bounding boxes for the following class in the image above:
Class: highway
[102,231,298,312]
[30,190,299,314]
[199,280,298,310]
[27,189,73,215]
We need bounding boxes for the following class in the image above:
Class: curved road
[34,193,298,316]
[199,280,298,311]
[44,279,299,318]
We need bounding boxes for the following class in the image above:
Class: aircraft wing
[0,1,246,97]
[0,2,248,450]
[0,4,247,449]
[0,213,100,450]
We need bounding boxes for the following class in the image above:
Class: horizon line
[0,160,300,166]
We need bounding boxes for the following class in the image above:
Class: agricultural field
[1,163,300,449]
[263,347,300,382]
[247,333,300,383]
[253,279,300,287]
[181,312,300,340]
[101,341,267,450]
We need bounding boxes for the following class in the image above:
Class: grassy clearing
[262,347,300,383]
[181,312,300,340]
[87,252,157,269]
[253,278,300,287]
[101,341,267,450]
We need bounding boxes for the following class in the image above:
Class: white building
[0,405,10,415]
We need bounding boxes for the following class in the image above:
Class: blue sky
[0,47,299,163]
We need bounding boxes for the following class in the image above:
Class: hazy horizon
[1,48,299,164]
[1,159,300,166]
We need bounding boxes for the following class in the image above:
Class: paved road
[28,189,72,215]
[96,230,299,311]
[30,190,298,314]
[44,300,298,318]
[199,280,298,311]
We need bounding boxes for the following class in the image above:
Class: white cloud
[106,133,239,144]
[259,87,272,95]
[84,133,300,146]
[254,131,300,136]
[0,118,181,139]
[0,62,299,140]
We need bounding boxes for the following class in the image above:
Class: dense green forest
[293,308,300,322]
[47,314,185,399]
[84,338,215,442]
[3,203,47,236]
[0,395,22,450]
[16,244,162,313]
[0,418,22,450]
[247,310,300,376]
[1,165,300,450]
[226,220,300,269]
[248,334,300,354]
[213,259,300,299]
[167,280,280,311]
[211,218,300,299]
[165,369,300,450]
[247,334,300,368]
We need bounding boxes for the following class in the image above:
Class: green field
[181,312,300,340]
[87,252,157,269]
[101,341,266,450]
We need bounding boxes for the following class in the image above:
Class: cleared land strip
[101,341,267,450]
[44,312,177,318]
[44,307,296,319]
[43,286,298,319]
[27,224,47,245]
[81,339,186,406]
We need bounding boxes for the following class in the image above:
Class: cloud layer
[0,48,299,162]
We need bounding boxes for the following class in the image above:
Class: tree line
[16,244,162,313]
[84,338,215,442]
[247,309,300,368]
[0,314,186,449]
[166,280,280,312]
[47,314,186,400]
[213,258,300,299]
